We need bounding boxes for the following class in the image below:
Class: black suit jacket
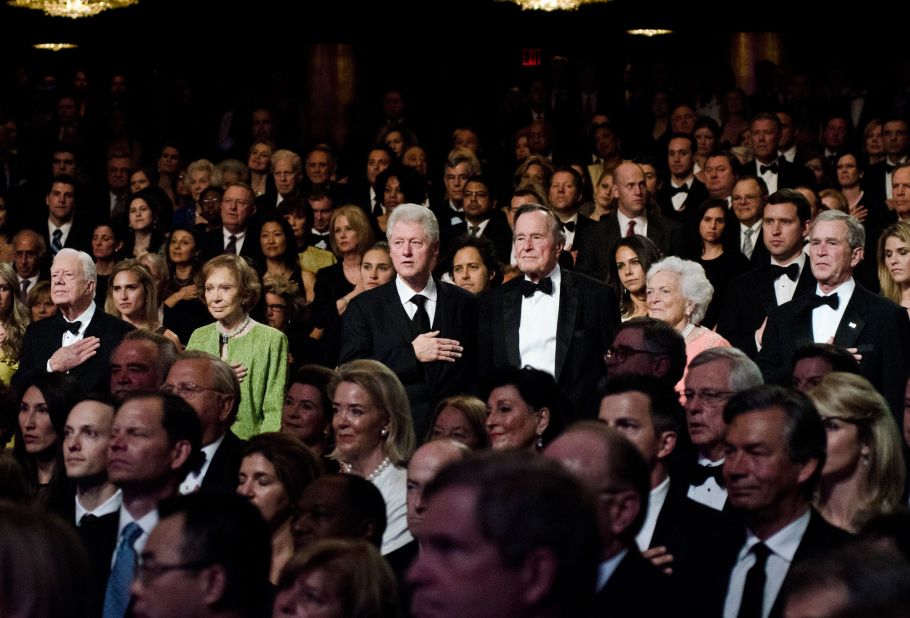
[592,548,681,617]
[861,159,891,202]
[199,430,245,494]
[445,209,513,263]
[723,224,771,267]
[77,511,119,617]
[746,157,816,190]
[757,283,910,416]
[14,308,134,393]
[200,225,263,265]
[29,215,95,255]
[339,278,477,440]
[656,177,710,228]
[574,212,681,282]
[478,269,619,420]
[717,259,817,358]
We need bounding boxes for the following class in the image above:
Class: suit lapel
[790,294,814,343]
[503,285,522,368]
[833,287,867,348]
[385,281,415,341]
[555,273,579,381]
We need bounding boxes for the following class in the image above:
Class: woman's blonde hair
[0,262,30,359]
[104,259,159,327]
[877,221,910,304]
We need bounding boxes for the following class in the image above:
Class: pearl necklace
[218,315,250,347]
[341,457,392,481]
[680,322,696,340]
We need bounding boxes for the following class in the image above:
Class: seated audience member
[446,234,502,296]
[609,235,663,321]
[91,223,123,302]
[358,241,395,296]
[257,212,306,291]
[878,221,910,313]
[274,539,399,618]
[163,350,245,495]
[372,166,427,237]
[12,229,47,299]
[64,394,121,526]
[405,438,470,541]
[790,342,861,392]
[0,262,30,385]
[0,501,91,618]
[130,493,272,618]
[109,330,178,402]
[292,473,387,551]
[27,281,57,323]
[237,432,321,585]
[161,226,210,345]
[426,394,490,450]
[482,365,564,451]
[329,359,415,556]
[408,450,601,618]
[682,347,763,511]
[276,196,336,275]
[452,174,512,260]
[121,189,166,259]
[606,317,686,390]
[280,364,336,460]
[808,372,906,532]
[545,422,681,617]
[105,259,180,347]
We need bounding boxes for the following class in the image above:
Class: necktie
[670,184,689,195]
[52,228,63,254]
[769,263,799,282]
[742,228,755,259]
[759,162,779,175]
[689,463,724,487]
[469,225,480,237]
[19,279,29,300]
[411,294,431,335]
[521,276,554,298]
[808,293,839,310]
[225,235,238,254]
[625,219,637,237]
[737,543,771,618]
[103,522,143,618]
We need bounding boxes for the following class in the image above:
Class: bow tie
[887,163,897,173]
[808,293,839,310]
[562,220,576,233]
[521,277,554,298]
[63,320,82,335]
[690,463,724,488]
[670,184,689,195]
[759,163,779,175]
[769,263,799,282]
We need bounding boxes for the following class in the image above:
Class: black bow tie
[887,163,897,173]
[690,463,724,488]
[63,320,82,335]
[769,263,799,282]
[521,277,554,298]
[759,163,779,175]
[808,293,839,310]
[670,184,689,195]
[562,220,576,233]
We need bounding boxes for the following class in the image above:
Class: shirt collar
[743,508,811,561]
[396,275,437,305]
[815,276,855,298]
[523,264,561,287]
[66,301,96,327]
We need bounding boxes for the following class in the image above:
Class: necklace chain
[218,315,250,346]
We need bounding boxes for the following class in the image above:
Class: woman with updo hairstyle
[273,539,398,618]
[608,235,662,320]
[281,364,336,460]
[27,281,56,323]
[258,212,306,291]
[0,262,30,385]
[171,159,214,228]
[238,432,321,585]
[482,365,565,451]
[13,371,81,514]
[91,222,123,301]
[878,221,910,313]
[427,394,490,450]
[809,372,906,532]
[105,259,181,346]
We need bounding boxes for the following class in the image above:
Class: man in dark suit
[548,166,594,254]
[340,204,477,440]
[758,210,910,416]
[745,112,815,193]
[719,189,816,357]
[656,133,709,229]
[201,182,262,264]
[15,249,133,394]
[479,204,619,420]
[164,351,246,495]
[702,385,851,618]
[862,117,909,202]
[446,174,512,261]
[725,176,771,265]
[545,422,681,617]
[109,330,178,402]
[256,148,303,213]
[431,149,479,249]
[28,174,94,256]
[575,161,681,282]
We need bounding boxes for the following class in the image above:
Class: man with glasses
[682,348,763,511]
[163,350,245,495]
[201,182,261,262]
[727,176,770,265]
[605,317,686,390]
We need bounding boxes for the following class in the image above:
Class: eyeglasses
[731,194,762,204]
[266,304,287,312]
[683,389,735,405]
[135,559,211,585]
[161,382,220,399]
[604,346,658,363]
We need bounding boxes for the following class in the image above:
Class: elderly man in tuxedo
[340,203,477,440]
[14,248,133,393]
[757,210,910,416]
[479,203,618,420]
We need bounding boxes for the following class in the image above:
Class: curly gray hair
[646,256,714,326]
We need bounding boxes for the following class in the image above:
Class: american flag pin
[848,322,856,328]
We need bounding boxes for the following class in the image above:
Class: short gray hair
[688,347,763,392]
[54,248,96,286]
[387,203,440,246]
[646,257,713,325]
[513,203,567,244]
[174,350,241,424]
[810,209,865,250]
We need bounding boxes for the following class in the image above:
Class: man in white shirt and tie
[12,229,44,298]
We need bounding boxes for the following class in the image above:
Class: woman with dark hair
[446,234,502,295]
[373,166,427,236]
[156,143,182,205]
[481,365,564,451]
[129,165,157,194]
[258,213,306,290]
[608,235,662,320]
[281,364,336,459]
[277,197,336,283]
[91,222,123,302]
[376,125,417,159]
[14,372,81,514]
[162,225,211,344]
[689,198,749,328]
[121,188,167,258]
[693,117,721,179]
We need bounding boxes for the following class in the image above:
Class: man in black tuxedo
[28,174,94,256]
[164,351,245,495]
[545,422,681,617]
[14,249,133,393]
[64,395,121,527]
[340,203,477,440]
[479,204,619,420]
[575,161,681,282]
[201,182,262,264]
[745,112,815,193]
[703,385,851,618]
[718,189,816,357]
[757,210,910,416]
[863,117,909,202]
[548,166,594,254]
[656,133,709,229]
[431,149,479,249]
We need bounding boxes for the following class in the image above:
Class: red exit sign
[522,48,542,67]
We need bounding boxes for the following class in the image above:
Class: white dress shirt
[75,489,122,526]
[757,161,779,194]
[112,506,159,567]
[811,278,855,344]
[48,302,96,372]
[636,476,670,550]
[222,228,246,254]
[560,213,579,250]
[48,219,73,249]
[519,265,560,377]
[396,276,438,327]
[596,548,629,592]
[617,210,648,238]
[669,177,695,212]
[687,455,727,511]
[772,252,806,306]
[739,220,762,255]
[180,433,226,494]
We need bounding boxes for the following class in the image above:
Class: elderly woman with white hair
[646,256,730,392]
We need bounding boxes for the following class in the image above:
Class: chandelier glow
[499,0,611,11]
[9,0,138,18]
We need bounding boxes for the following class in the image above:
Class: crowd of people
[2,55,910,617]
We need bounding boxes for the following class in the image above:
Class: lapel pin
[848,322,856,329]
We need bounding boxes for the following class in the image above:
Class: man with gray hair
[15,248,133,393]
[340,203,477,440]
[682,347,763,511]
[109,330,178,401]
[758,209,910,416]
